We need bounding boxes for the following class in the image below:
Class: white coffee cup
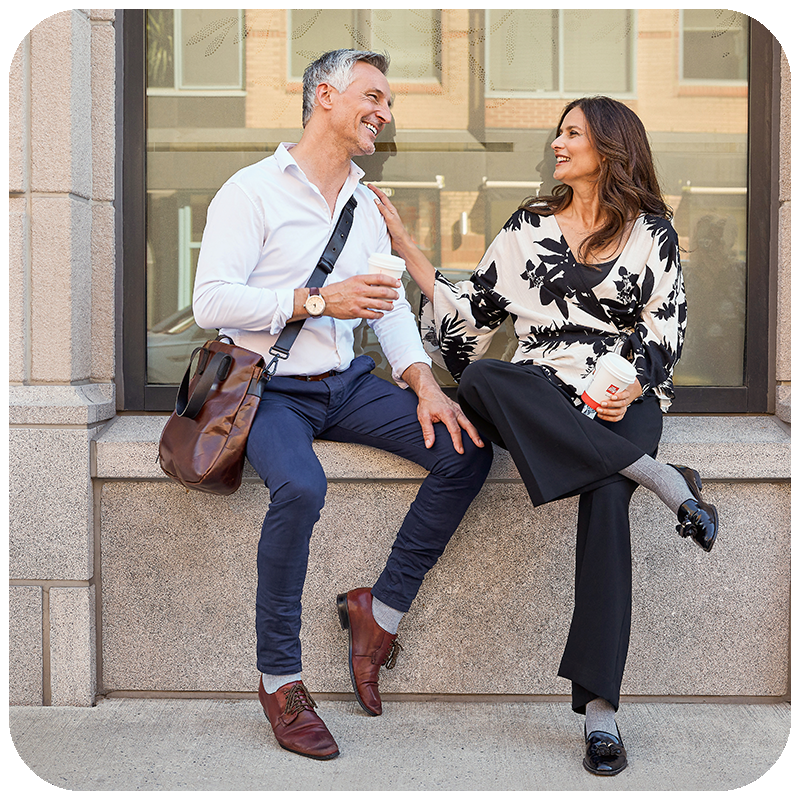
[367,252,406,280]
[581,353,638,411]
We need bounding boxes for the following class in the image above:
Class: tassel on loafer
[671,464,718,553]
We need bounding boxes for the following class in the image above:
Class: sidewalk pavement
[8,697,791,793]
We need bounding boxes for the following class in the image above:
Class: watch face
[305,294,326,316]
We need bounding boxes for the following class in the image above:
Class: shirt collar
[275,142,365,183]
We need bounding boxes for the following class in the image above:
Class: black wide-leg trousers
[457,359,663,713]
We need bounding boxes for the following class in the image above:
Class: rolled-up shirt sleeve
[367,227,431,384]
[193,182,287,333]
[370,291,431,384]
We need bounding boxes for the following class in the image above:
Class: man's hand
[402,363,484,454]
[292,274,400,321]
[596,379,643,422]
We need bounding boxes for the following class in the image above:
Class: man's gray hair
[302,49,390,127]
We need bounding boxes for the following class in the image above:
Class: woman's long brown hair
[522,96,671,265]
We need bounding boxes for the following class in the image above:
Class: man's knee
[268,470,328,518]
[428,428,493,487]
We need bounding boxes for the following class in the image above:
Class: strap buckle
[264,345,290,380]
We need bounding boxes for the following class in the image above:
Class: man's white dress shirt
[193,143,430,383]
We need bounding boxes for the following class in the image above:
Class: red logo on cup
[608,384,619,394]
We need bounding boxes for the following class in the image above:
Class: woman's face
[551,107,602,187]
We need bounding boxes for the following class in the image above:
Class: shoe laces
[283,682,318,716]
[382,639,403,670]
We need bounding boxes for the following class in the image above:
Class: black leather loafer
[671,464,719,552]
[583,726,628,776]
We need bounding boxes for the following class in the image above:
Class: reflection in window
[143,9,750,393]
[682,10,748,82]
[289,10,441,83]
[147,9,244,92]
[487,9,634,96]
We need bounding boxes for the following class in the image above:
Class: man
[193,49,492,761]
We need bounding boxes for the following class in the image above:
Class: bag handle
[176,347,232,419]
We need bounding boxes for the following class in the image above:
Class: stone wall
[9,9,117,706]
[92,420,790,701]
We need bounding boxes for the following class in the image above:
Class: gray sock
[620,455,692,513]
[372,596,404,635]
[261,672,302,694]
[585,697,617,737]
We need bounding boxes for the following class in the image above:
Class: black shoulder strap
[265,194,358,371]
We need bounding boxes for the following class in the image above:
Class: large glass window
[147,9,245,92]
[486,9,635,96]
[288,10,441,83]
[123,9,776,413]
[681,9,748,82]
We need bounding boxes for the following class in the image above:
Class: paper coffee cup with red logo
[581,353,638,410]
[367,252,406,280]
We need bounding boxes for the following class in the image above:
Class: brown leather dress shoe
[258,678,339,760]
[336,587,402,716]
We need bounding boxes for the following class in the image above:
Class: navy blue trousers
[457,359,663,713]
[246,356,493,675]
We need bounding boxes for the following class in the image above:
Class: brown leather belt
[285,371,334,382]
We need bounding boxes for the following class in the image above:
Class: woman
[368,96,718,776]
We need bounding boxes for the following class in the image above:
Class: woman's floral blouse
[420,208,687,411]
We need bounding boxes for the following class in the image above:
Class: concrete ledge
[94,414,791,482]
[9,383,116,426]
[92,413,791,701]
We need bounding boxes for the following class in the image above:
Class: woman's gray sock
[620,455,692,513]
[585,697,618,737]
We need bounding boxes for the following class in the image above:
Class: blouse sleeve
[623,217,687,407]
[420,254,511,381]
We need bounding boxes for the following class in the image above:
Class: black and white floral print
[420,210,686,411]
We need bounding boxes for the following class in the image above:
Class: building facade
[9,9,791,706]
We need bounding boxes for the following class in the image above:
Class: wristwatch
[304,287,326,317]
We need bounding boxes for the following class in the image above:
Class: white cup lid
[598,352,637,382]
[368,252,406,270]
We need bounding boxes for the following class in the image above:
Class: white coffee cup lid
[367,253,406,270]
[598,352,637,383]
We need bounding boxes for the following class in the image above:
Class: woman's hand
[367,184,415,254]
[596,379,643,422]
[367,183,437,302]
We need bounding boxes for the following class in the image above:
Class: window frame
[117,10,779,414]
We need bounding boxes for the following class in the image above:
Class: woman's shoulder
[500,204,557,235]
[637,212,678,240]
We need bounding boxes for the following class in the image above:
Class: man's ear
[315,81,336,111]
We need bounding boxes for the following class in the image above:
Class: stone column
[8,10,117,706]
[775,50,791,423]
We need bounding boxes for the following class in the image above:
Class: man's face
[327,61,393,158]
